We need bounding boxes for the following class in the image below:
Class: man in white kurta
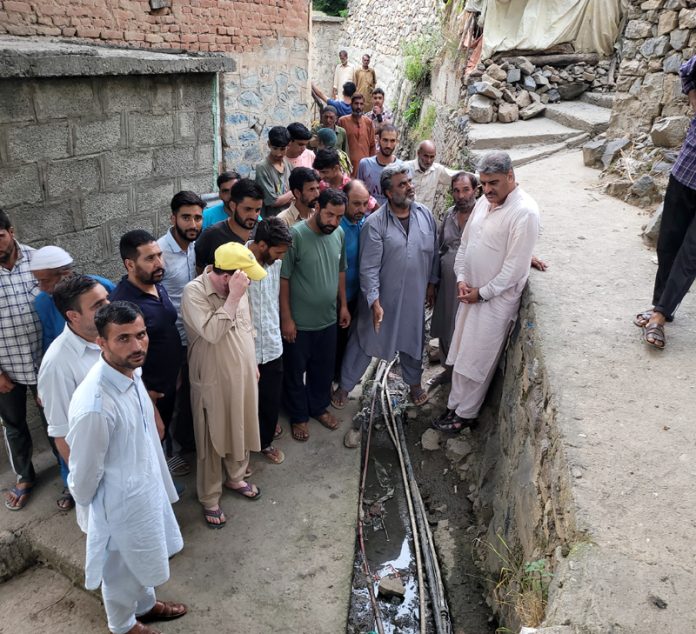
[38,275,109,519]
[437,152,539,431]
[68,301,186,634]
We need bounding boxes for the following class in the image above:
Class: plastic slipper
[5,483,33,511]
[261,446,285,464]
[225,481,262,501]
[203,506,226,529]
[273,425,284,439]
[330,388,348,410]
[292,423,310,442]
[56,487,75,512]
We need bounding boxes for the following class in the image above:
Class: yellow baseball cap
[213,242,267,281]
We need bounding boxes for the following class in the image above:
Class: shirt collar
[161,228,190,255]
[99,356,141,394]
[62,323,101,356]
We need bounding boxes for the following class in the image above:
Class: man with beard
[0,209,44,510]
[357,124,398,207]
[354,54,376,111]
[405,140,457,214]
[38,275,110,516]
[277,167,321,228]
[334,180,370,387]
[158,191,204,467]
[109,231,183,468]
[68,301,185,634]
[332,163,438,412]
[202,171,241,231]
[194,179,263,273]
[429,172,479,387]
[280,189,350,442]
[312,105,348,154]
[366,88,394,133]
[247,218,294,462]
[338,93,376,177]
[433,152,539,432]
[182,243,266,528]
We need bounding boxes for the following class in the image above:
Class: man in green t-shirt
[280,189,351,442]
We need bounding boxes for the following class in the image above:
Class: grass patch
[402,28,443,86]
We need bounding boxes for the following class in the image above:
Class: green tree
[313,0,348,17]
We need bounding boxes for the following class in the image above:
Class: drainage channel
[347,359,497,634]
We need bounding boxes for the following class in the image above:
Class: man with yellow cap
[181,242,267,528]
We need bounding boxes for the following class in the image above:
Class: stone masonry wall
[0,73,216,277]
[311,13,344,98]
[0,0,309,53]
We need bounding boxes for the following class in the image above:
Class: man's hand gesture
[227,270,250,302]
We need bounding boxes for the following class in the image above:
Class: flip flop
[56,488,75,512]
[273,425,284,439]
[261,446,285,464]
[292,422,310,442]
[4,483,33,511]
[225,481,262,501]
[203,506,226,529]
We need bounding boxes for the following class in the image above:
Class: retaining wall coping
[0,35,235,79]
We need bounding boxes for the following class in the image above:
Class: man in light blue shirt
[157,191,204,458]
[201,170,240,231]
[356,124,399,208]
[247,218,293,464]
[29,245,114,352]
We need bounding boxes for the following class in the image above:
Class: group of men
[0,52,544,632]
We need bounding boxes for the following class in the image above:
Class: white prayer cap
[29,245,74,271]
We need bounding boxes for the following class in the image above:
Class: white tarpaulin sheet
[477,0,626,58]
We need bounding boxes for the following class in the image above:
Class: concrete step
[543,101,611,135]
[467,118,583,150]
[469,132,589,168]
[580,91,615,109]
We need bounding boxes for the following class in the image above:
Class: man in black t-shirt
[194,179,263,273]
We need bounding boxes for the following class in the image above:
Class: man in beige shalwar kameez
[433,152,540,432]
[182,243,267,528]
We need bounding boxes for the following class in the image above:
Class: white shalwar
[67,357,183,634]
[446,186,539,418]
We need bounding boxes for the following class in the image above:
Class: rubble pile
[466,56,614,124]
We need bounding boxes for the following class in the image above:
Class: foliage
[403,97,423,128]
[402,28,443,86]
[413,104,437,142]
[477,532,554,629]
[313,0,348,17]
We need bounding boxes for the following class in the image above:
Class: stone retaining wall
[0,72,215,277]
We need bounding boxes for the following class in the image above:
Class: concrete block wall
[0,73,216,277]
[310,13,345,95]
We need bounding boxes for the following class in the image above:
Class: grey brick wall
[0,73,217,280]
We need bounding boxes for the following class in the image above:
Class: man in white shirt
[68,301,186,634]
[157,191,204,460]
[333,49,356,99]
[434,151,539,432]
[38,275,109,514]
[405,140,458,215]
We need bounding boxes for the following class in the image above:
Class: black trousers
[0,382,58,483]
[258,356,283,450]
[653,175,696,319]
[334,296,359,383]
[282,325,337,425]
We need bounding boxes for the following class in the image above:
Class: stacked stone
[589,0,696,215]
[466,57,613,124]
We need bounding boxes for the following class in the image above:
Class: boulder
[468,94,495,123]
[663,52,683,74]
[601,137,630,168]
[547,88,561,103]
[532,72,549,87]
[522,75,536,91]
[630,174,659,199]
[506,67,521,83]
[515,90,532,108]
[520,102,545,120]
[481,73,501,87]
[558,82,588,100]
[582,138,608,168]
[378,575,405,599]
[497,102,519,123]
[658,10,679,35]
[445,437,473,463]
[486,63,508,82]
[604,180,632,197]
[642,203,663,246]
[513,56,535,75]
[650,116,690,147]
[679,7,696,29]
[421,428,442,451]
[640,36,671,58]
[473,81,503,100]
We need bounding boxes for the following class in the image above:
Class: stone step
[469,132,589,168]
[543,101,611,135]
[467,118,583,150]
[580,91,615,109]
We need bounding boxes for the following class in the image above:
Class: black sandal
[432,410,475,432]
[56,488,75,511]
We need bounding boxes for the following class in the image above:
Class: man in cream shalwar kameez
[181,242,266,528]
[68,301,185,634]
[437,152,539,430]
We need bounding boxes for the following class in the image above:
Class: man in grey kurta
[333,163,438,408]
[429,171,479,386]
